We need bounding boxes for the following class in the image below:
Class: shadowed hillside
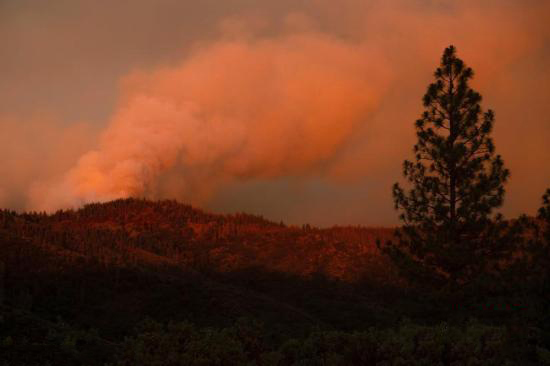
[0,199,406,337]
[1,199,547,365]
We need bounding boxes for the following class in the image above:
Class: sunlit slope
[0,198,396,282]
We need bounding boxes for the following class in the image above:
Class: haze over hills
[1,1,549,364]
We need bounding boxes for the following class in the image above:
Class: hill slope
[1,199,545,365]
[1,198,396,282]
[0,199,405,339]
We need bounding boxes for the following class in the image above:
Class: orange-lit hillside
[0,198,397,283]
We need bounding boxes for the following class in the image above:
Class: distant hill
[0,198,406,341]
[0,198,397,283]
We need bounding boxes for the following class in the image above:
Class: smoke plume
[1,0,548,224]
[31,32,390,210]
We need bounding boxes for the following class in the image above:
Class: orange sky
[1,0,549,226]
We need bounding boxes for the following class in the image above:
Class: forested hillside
[1,199,548,365]
[0,199,400,365]
[1,198,396,282]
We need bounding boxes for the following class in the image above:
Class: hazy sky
[1,0,549,226]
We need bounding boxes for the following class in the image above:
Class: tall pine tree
[379,45,514,292]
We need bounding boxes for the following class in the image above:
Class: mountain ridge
[1,198,397,282]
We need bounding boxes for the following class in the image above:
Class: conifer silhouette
[379,45,513,291]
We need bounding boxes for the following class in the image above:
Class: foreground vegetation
[0,197,549,365]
